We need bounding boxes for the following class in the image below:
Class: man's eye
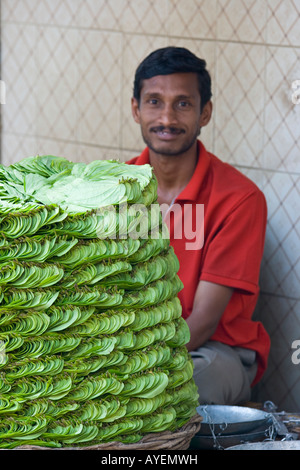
[148,98,158,105]
[178,101,190,108]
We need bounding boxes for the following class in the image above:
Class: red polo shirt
[127,141,270,385]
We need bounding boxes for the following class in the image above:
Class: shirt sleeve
[200,189,267,294]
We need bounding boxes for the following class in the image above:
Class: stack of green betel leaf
[0,155,199,449]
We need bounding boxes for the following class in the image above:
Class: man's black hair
[133,46,212,111]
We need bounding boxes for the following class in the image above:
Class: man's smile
[150,126,185,138]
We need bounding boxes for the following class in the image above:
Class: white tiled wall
[1,0,300,411]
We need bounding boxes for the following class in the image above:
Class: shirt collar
[178,140,211,202]
[134,140,211,202]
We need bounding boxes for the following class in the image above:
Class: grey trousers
[190,341,258,405]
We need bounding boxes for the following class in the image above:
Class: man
[127,46,270,405]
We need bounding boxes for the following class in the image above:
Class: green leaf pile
[0,155,198,449]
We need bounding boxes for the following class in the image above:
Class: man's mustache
[150,126,185,134]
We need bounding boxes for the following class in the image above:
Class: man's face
[131,72,210,157]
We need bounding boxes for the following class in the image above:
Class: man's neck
[149,143,198,206]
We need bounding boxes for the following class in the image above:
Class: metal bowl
[196,405,273,436]
[226,440,300,451]
[190,427,271,450]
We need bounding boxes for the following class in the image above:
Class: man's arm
[185,280,233,352]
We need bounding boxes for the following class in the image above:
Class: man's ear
[199,101,213,128]
[131,97,140,124]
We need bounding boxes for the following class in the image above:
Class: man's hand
[185,280,233,352]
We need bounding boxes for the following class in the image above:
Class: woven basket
[12,414,202,451]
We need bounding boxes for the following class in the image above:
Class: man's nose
[158,103,177,126]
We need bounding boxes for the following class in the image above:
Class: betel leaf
[0,155,198,448]
[2,155,155,213]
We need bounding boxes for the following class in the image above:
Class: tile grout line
[1,19,300,50]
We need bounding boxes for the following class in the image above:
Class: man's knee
[190,341,254,405]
